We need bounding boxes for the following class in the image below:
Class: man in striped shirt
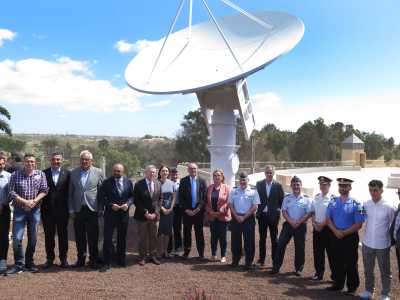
[7,154,48,275]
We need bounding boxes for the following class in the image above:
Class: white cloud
[0,57,143,112]
[144,99,172,108]
[251,92,400,142]
[0,29,17,47]
[114,39,156,54]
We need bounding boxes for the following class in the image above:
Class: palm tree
[0,105,12,136]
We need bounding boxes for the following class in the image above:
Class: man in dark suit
[255,165,284,267]
[133,165,161,266]
[100,163,134,271]
[68,150,104,269]
[41,152,71,268]
[179,163,207,259]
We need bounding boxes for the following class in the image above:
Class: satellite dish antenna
[125,0,305,187]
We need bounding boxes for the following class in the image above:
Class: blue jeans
[12,207,41,267]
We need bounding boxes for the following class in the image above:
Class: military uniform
[327,190,365,291]
[228,185,260,267]
[272,193,312,273]
[311,176,335,280]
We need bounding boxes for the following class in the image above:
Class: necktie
[117,179,123,195]
[191,178,197,209]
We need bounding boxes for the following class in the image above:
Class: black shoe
[6,266,24,275]
[294,270,303,277]
[73,260,85,268]
[88,261,101,269]
[25,264,39,273]
[326,285,343,291]
[311,274,323,281]
[117,260,126,268]
[182,252,189,259]
[99,265,110,272]
[60,260,69,268]
[243,264,255,271]
[269,268,279,275]
[230,262,239,268]
[150,256,161,265]
[343,289,356,296]
[43,260,54,269]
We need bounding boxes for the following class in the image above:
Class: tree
[0,136,26,153]
[103,148,140,177]
[0,105,12,136]
[98,139,110,152]
[175,110,210,162]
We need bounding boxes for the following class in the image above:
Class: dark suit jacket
[100,176,134,216]
[41,167,71,218]
[178,175,207,211]
[256,179,284,223]
[133,178,161,221]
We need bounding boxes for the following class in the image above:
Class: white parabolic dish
[125,11,304,95]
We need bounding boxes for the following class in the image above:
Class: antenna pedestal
[196,81,252,187]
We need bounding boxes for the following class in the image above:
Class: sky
[0,0,399,141]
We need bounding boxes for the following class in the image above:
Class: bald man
[99,164,134,271]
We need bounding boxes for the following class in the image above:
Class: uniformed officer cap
[238,171,248,179]
[318,176,332,185]
[337,178,354,185]
[291,175,301,183]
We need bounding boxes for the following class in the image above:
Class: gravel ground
[0,220,399,300]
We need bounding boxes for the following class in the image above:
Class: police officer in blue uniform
[228,172,260,270]
[270,176,312,276]
[326,178,365,295]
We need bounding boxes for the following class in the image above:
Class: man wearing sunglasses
[358,180,396,300]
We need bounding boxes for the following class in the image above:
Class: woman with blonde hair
[206,169,231,263]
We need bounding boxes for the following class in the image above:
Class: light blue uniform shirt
[326,196,365,230]
[229,186,260,214]
[0,170,11,205]
[281,193,312,222]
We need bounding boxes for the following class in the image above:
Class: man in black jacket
[133,165,161,266]
[100,164,134,271]
[179,163,207,259]
[255,165,284,267]
[41,152,71,268]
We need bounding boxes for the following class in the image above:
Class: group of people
[0,151,400,300]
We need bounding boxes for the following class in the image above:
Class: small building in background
[341,134,366,167]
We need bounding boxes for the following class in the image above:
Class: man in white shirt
[359,180,396,300]
[310,176,335,281]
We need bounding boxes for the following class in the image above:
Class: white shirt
[311,193,332,224]
[363,198,396,249]
[266,180,273,197]
[229,186,260,214]
[0,170,11,205]
[146,179,154,195]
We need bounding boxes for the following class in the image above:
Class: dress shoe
[138,259,145,266]
[311,274,323,281]
[230,262,239,268]
[88,261,101,269]
[326,285,343,291]
[294,270,303,277]
[25,264,39,273]
[269,268,279,275]
[6,265,24,275]
[343,289,356,296]
[256,260,265,268]
[99,265,110,272]
[60,260,69,268]
[182,252,189,259]
[117,260,126,268]
[243,264,255,271]
[151,256,161,265]
[43,260,54,269]
[73,260,85,268]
